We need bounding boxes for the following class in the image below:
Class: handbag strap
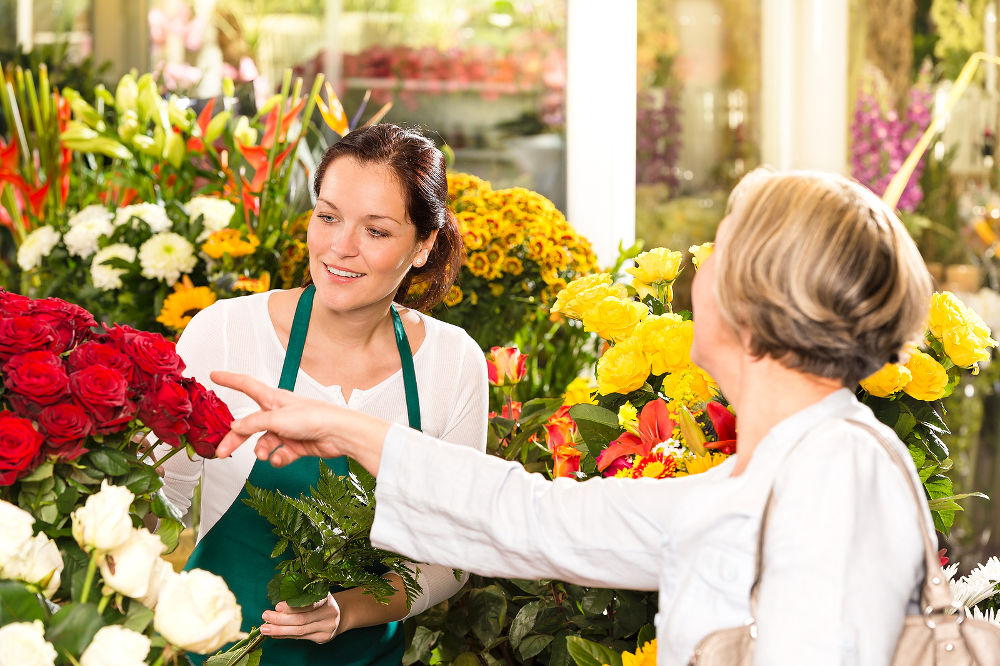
[748,418,953,618]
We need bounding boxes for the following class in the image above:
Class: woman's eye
[367,227,389,238]
[318,214,338,224]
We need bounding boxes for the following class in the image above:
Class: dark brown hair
[312,123,463,310]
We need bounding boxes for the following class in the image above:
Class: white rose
[71,481,134,553]
[137,557,175,610]
[0,500,35,576]
[186,196,236,240]
[6,534,63,599]
[16,226,61,271]
[114,203,171,233]
[64,215,114,259]
[79,625,150,666]
[138,232,197,285]
[154,569,244,654]
[99,528,165,599]
[90,243,137,290]
[0,621,57,666]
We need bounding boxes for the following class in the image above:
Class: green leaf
[569,404,622,458]
[86,448,132,476]
[46,602,104,656]
[123,600,154,633]
[934,509,956,533]
[0,580,48,624]
[518,634,554,660]
[121,463,163,496]
[509,600,543,648]
[403,626,440,666]
[580,588,613,615]
[453,653,481,666]
[566,635,623,666]
[927,492,988,512]
[549,632,572,666]
[637,623,656,648]
[21,462,54,482]
[55,486,80,514]
[924,474,954,499]
[467,584,507,648]
[205,648,263,666]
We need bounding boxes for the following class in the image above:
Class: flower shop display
[431,172,602,399]
[0,291,251,664]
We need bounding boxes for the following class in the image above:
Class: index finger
[210,371,280,408]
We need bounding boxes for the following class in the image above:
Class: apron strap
[277,286,422,431]
[390,303,422,432]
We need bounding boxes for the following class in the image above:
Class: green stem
[79,550,99,604]
[148,444,185,469]
[96,593,110,614]
[150,649,165,666]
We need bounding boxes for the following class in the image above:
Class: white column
[323,0,343,92]
[15,0,33,50]
[761,0,848,173]
[566,0,637,267]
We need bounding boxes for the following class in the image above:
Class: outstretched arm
[211,371,389,474]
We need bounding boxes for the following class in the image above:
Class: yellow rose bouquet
[858,289,996,532]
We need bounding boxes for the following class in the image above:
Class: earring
[414,250,429,267]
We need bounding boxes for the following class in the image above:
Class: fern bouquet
[205,460,421,666]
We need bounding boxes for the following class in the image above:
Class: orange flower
[552,444,581,478]
[486,346,527,386]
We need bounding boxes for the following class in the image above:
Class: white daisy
[972,556,1000,585]
[64,215,114,259]
[943,562,960,582]
[16,226,61,271]
[114,203,172,233]
[186,196,236,240]
[951,575,997,609]
[68,204,113,228]
[139,232,196,285]
[90,243,137,290]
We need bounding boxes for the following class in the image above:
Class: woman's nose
[330,225,360,256]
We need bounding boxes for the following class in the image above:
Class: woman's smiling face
[307,157,436,313]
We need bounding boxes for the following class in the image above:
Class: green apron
[185,286,421,665]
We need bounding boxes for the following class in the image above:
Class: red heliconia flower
[596,399,675,474]
[704,401,737,455]
[486,346,527,387]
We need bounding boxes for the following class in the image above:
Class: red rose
[0,291,33,318]
[138,376,192,447]
[69,365,132,432]
[30,297,97,350]
[106,325,185,383]
[4,351,71,414]
[0,316,59,360]
[0,411,44,485]
[184,379,234,457]
[68,340,135,384]
[38,402,94,461]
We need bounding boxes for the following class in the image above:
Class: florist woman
[211,170,940,665]
[158,124,488,665]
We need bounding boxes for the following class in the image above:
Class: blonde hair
[714,169,932,386]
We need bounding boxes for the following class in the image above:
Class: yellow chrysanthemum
[596,338,651,396]
[675,452,728,477]
[467,252,492,278]
[562,377,597,406]
[503,256,524,276]
[443,285,463,307]
[156,277,217,331]
[860,363,912,397]
[660,364,716,408]
[689,242,714,269]
[902,349,949,401]
[615,640,657,666]
[489,284,505,297]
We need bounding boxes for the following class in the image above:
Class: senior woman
[209,170,934,665]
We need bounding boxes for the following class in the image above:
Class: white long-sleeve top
[159,290,489,618]
[371,389,931,664]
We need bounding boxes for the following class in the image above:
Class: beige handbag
[689,420,1000,665]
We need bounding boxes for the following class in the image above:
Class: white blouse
[371,389,931,665]
[158,290,489,618]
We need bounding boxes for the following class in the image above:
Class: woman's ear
[420,229,439,255]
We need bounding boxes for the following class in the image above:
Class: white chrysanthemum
[90,243,137,290]
[115,203,171,233]
[943,562,960,582]
[186,196,236,240]
[139,232,196,285]
[971,556,1000,584]
[970,606,1000,626]
[16,226,61,271]
[68,204,114,228]
[65,215,114,259]
[950,575,997,609]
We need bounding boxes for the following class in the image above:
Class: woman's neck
[304,291,397,352]
[726,357,844,476]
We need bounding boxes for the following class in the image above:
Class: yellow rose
[927,291,997,367]
[551,273,612,318]
[562,377,597,406]
[636,314,692,375]
[860,363,912,397]
[597,338,651,395]
[581,296,649,342]
[902,349,949,401]
[689,242,714,269]
[626,248,682,285]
